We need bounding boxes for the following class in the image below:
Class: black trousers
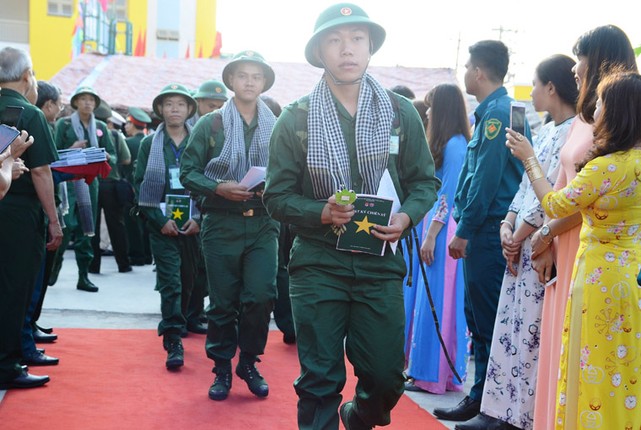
[90,179,130,272]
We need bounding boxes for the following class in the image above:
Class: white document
[239,166,266,190]
[377,169,401,254]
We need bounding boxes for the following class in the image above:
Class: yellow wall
[195,0,217,57]
[29,0,79,80]
[513,84,533,102]
[126,0,148,55]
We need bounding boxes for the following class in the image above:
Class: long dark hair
[573,25,638,123]
[577,71,641,171]
[426,83,471,170]
[535,54,578,109]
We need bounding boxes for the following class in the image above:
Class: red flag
[185,44,190,58]
[211,32,222,58]
[141,31,147,56]
[134,32,142,56]
[198,44,203,58]
[98,0,109,12]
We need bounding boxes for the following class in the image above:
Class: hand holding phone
[510,102,526,136]
[0,124,21,154]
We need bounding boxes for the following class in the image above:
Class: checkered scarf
[70,112,99,236]
[203,97,275,182]
[307,73,393,200]
[138,123,192,208]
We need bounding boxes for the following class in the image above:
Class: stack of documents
[51,147,107,167]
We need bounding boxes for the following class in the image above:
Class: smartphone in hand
[0,124,21,154]
[0,106,25,128]
[510,102,526,135]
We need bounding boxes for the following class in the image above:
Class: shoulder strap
[210,111,223,136]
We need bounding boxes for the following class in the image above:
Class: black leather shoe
[163,337,184,370]
[36,347,45,354]
[77,277,99,292]
[0,368,50,389]
[236,361,269,398]
[118,265,133,273]
[180,326,188,338]
[208,365,232,401]
[33,327,57,343]
[186,321,207,335]
[433,396,481,422]
[283,332,296,345]
[455,413,513,430]
[35,323,53,334]
[22,351,59,366]
[339,402,372,430]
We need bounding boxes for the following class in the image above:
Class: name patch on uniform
[484,119,502,140]
[389,136,399,155]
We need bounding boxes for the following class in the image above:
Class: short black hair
[390,85,415,100]
[468,40,509,83]
[36,80,61,109]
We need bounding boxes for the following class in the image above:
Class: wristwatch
[540,224,552,243]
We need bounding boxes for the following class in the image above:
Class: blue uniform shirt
[453,87,530,239]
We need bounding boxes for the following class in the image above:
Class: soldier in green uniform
[187,79,228,127]
[180,50,279,401]
[123,107,152,266]
[433,41,530,428]
[52,86,116,292]
[0,47,62,389]
[263,4,439,429]
[134,83,201,369]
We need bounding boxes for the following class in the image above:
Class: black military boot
[339,402,372,430]
[235,354,268,398]
[208,361,232,401]
[77,271,98,292]
[163,335,184,369]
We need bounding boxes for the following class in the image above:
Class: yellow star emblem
[354,216,375,234]
[172,207,184,220]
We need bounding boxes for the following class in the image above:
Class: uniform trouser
[148,227,199,337]
[289,239,406,430]
[21,254,46,356]
[90,179,130,271]
[57,180,99,279]
[125,210,151,264]
[0,196,45,382]
[182,247,207,325]
[462,221,504,401]
[200,211,278,363]
[274,224,295,337]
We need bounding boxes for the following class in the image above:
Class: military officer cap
[109,110,126,126]
[70,86,101,109]
[194,79,229,101]
[305,3,386,68]
[127,107,152,127]
[222,50,275,93]
[152,83,197,119]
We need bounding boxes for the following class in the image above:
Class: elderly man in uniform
[180,50,279,401]
[263,4,439,429]
[0,47,62,389]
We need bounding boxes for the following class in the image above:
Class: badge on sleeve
[484,119,502,140]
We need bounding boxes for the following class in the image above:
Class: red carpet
[0,329,446,429]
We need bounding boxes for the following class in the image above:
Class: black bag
[115,179,135,206]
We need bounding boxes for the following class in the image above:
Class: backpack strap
[210,111,223,136]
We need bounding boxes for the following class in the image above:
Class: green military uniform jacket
[0,89,58,196]
[54,115,116,172]
[124,132,145,182]
[134,130,190,232]
[263,92,439,248]
[180,111,264,212]
[453,87,529,239]
[108,129,131,180]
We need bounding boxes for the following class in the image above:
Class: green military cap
[127,107,152,126]
[70,86,101,109]
[152,83,197,119]
[222,50,275,93]
[93,99,112,121]
[305,3,386,68]
[193,79,229,101]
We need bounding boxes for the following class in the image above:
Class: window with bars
[47,0,74,17]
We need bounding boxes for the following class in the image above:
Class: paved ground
[5,250,471,429]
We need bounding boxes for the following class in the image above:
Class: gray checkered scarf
[70,111,99,236]
[307,73,393,200]
[203,97,275,182]
[138,122,192,208]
